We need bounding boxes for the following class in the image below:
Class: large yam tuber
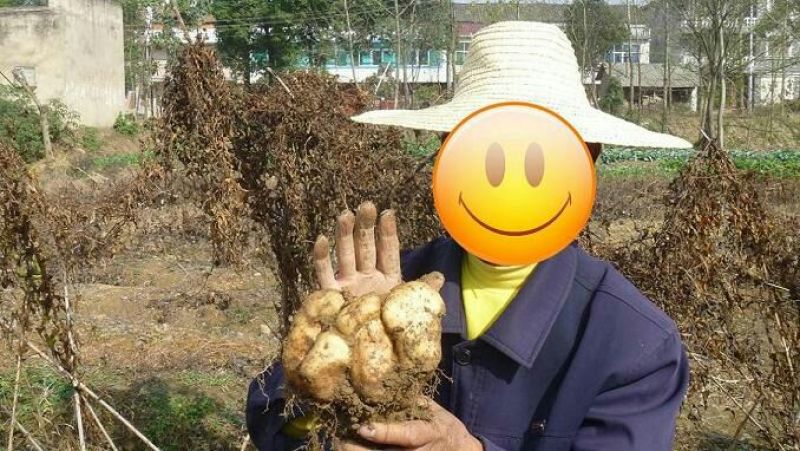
[282,313,322,389]
[299,330,351,401]
[381,281,446,371]
[335,294,382,337]
[282,272,446,428]
[350,319,396,403]
[302,290,346,324]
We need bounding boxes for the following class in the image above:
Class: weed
[113,113,140,137]
[81,126,103,152]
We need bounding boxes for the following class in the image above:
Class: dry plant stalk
[153,42,251,266]
[0,144,160,450]
[152,44,441,332]
[233,72,440,333]
[610,141,799,448]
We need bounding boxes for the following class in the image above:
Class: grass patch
[600,148,800,178]
[81,127,103,152]
[0,364,245,449]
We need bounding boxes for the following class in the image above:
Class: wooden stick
[171,3,192,44]
[11,418,44,451]
[1,330,162,451]
[725,395,762,451]
[74,391,87,451]
[81,394,120,451]
[7,354,22,451]
[266,67,295,98]
[709,377,766,432]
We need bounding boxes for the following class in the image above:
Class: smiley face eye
[485,142,505,187]
[525,142,545,187]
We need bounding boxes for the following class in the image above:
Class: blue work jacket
[246,237,689,450]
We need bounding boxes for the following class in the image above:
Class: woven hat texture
[351,21,692,149]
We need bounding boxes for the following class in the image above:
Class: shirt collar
[429,238,578,369]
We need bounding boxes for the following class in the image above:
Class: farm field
[1,131,797,450]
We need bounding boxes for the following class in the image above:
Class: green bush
[0,85,79,162]
[599,76,624,115]
[81,127,103,152]
[113,112,140,136]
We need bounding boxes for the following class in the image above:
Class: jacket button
[530,419,547,434]
[454,348,472,366]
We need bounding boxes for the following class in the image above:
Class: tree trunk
[344,0,359,89]
[244,50,252,86]
[393,0,402,108]
[662,0,670,131]
[717,25,725,149]
[627,0,634,114]
[39,105,52,159]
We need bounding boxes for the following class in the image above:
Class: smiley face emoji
[433,102,596,265]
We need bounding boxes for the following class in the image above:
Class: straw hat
[351,21,692,149]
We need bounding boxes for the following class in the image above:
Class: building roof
[610,63,697,88]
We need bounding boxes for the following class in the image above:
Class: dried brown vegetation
[609,142,799,448]
[153,44,251,267]
[154,44,440,333]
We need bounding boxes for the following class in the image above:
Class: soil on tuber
[281,272,446,446]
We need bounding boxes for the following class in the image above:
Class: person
[247,21,691,451]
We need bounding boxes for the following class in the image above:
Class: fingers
[419,272,445,292]
[358,421,436,447]
[334,438,402,451]
[335,210,357,278]
[354,202,378,273]
[314,235,338,290]
[334,439,371,451]
[376,210,402,280]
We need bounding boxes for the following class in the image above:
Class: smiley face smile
[458,191,573,237]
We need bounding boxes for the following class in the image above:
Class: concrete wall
[0,0,124,127]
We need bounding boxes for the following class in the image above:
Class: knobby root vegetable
[282,272,445,415]
[381,281,446,372]
[350,319,395,403]
[298,330,351,401]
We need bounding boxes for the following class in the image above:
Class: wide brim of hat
[351,99,693,149]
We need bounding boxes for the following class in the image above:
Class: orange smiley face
[433,102,596,265]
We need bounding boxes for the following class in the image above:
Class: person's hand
[314,201,402,298]
[335,398,483,451]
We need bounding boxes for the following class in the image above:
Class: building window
[607,44,641,64]
[455,40,470,65]
[409,49,436,66]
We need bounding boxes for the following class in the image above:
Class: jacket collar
[430,238,579,369]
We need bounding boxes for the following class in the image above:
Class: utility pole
[516,0,521,20]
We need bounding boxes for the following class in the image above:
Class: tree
[672,0,751,148]
[211,0,333,85]
[563,0,627,106]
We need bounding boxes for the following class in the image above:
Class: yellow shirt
[461,253,537,339]
[282,253,535,437]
